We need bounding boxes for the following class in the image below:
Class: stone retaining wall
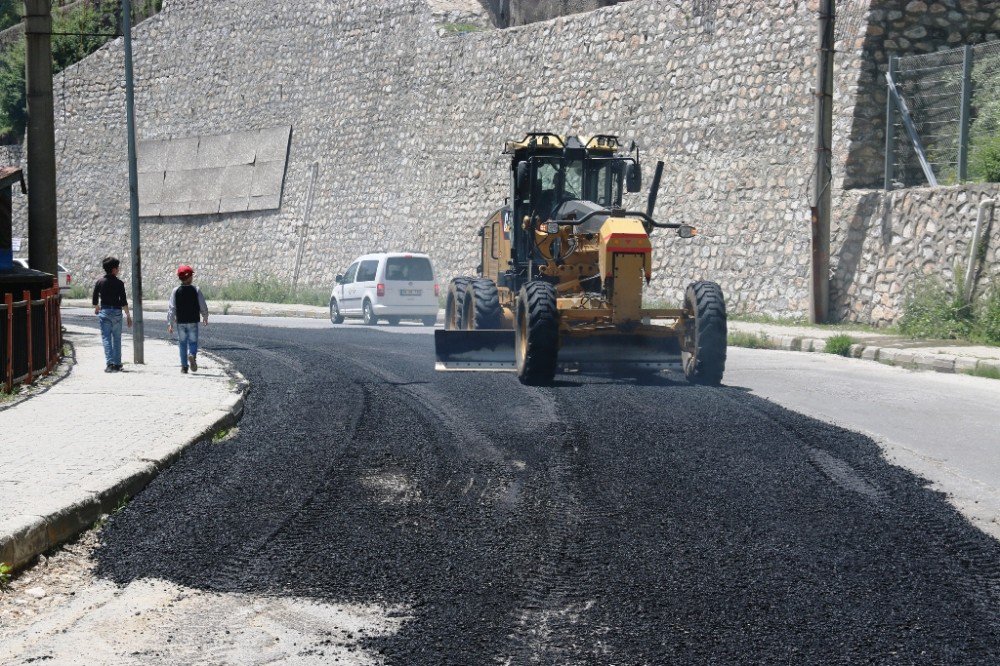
[8,0,999,321]
[833,184,1000,324]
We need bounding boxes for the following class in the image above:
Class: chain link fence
[887,39,1000,189]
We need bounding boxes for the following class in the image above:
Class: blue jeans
[98,308,123,366]
[177,322,199,367]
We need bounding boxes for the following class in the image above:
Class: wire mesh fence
[888,39,1000,189]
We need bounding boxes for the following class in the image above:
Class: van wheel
[387,316,401,326]
[363,300,378,326]
[515,281,559,386]
[445,277,472,330]
[330,298,344,325]
[422,316,437,327]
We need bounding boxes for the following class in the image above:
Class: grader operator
[434,133,727,386]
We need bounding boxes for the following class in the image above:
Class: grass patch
[212,427,232,443]
[728,331,775,349]
[200,278,329,307]
[0,561,11,589]
[965,365,1000,380]
[824,334,856,356]
[442,22,483,33]
[731,313,897,335]
[899,277,1000,346]
[66,283,91,299]
[0,385,20,403]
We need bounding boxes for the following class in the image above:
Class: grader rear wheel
[515,281,559,386]
[445,278,472,331]
[682,281,727,386]
[463,278,502,330]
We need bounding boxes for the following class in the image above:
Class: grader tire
[445,278,473,331]
[515,281,559,386]
[683,281,727,386]
[463,279,503,330]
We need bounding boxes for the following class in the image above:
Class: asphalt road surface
[64,317,1000,663]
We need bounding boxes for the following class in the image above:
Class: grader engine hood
[599,217,652,284]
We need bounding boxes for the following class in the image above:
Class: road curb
[0,352,247,572]
[729,331,998,378]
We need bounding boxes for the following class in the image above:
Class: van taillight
[434,284,440,297]
[377,283,385,297]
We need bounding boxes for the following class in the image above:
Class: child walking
[166,265,209,373]
[92,256,132,372]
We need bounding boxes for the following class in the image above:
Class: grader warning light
[434,133,727,386]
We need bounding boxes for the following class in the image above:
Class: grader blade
[434,330,517,371]
[557,334,683,371]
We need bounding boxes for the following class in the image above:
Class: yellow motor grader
[434,133,727,386]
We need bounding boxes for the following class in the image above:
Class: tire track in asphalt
[91,322,1000,665]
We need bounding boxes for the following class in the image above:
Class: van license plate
[400,289,422,297]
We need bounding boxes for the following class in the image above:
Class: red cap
[177,265,194,279]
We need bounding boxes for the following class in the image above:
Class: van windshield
[385,257,433,282]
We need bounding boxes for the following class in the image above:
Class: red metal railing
[1,279,63,392]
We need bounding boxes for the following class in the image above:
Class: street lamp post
[122,0,144,363]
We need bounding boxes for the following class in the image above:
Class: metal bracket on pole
[885,70,938,187]
[884,56,897,191]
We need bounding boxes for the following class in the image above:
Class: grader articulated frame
[434,133,727,386]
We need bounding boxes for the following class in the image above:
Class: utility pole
[123,0,144,363]
[811,0,834,324]
[23,0,58,277]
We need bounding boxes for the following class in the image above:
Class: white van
[330,253,439,326]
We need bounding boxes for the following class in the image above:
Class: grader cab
[434,133,727,386]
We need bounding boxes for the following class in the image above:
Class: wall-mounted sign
[11,237,21,251]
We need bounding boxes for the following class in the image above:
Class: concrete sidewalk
[0,325,246,570]
[728,320,1000,376]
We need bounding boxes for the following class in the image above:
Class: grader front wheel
[445,277,472,331]
[464,278,502,330]
[515,281,559,386]
[683,281,727,386]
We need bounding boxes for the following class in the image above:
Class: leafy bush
[973,284,1000,345]
[824,334,856,356]
[898,278,973,340]
[969,134,1000,183]
[0,561,11,589]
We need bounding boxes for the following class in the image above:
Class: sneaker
[114,364,124,372]
[105,365,115,373]
[181,366,189,374]
[188,354,198,372]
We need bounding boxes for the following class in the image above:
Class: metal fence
[0,283,63,392]
[885,39,1000,189]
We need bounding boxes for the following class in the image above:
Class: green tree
[0,3,20,32]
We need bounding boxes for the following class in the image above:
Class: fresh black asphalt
[87,319,1000,664]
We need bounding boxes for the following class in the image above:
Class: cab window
[343,262,359,284]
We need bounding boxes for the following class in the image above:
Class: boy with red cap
[167,265,209,373]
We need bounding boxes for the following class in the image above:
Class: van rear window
[385,257,433,282]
